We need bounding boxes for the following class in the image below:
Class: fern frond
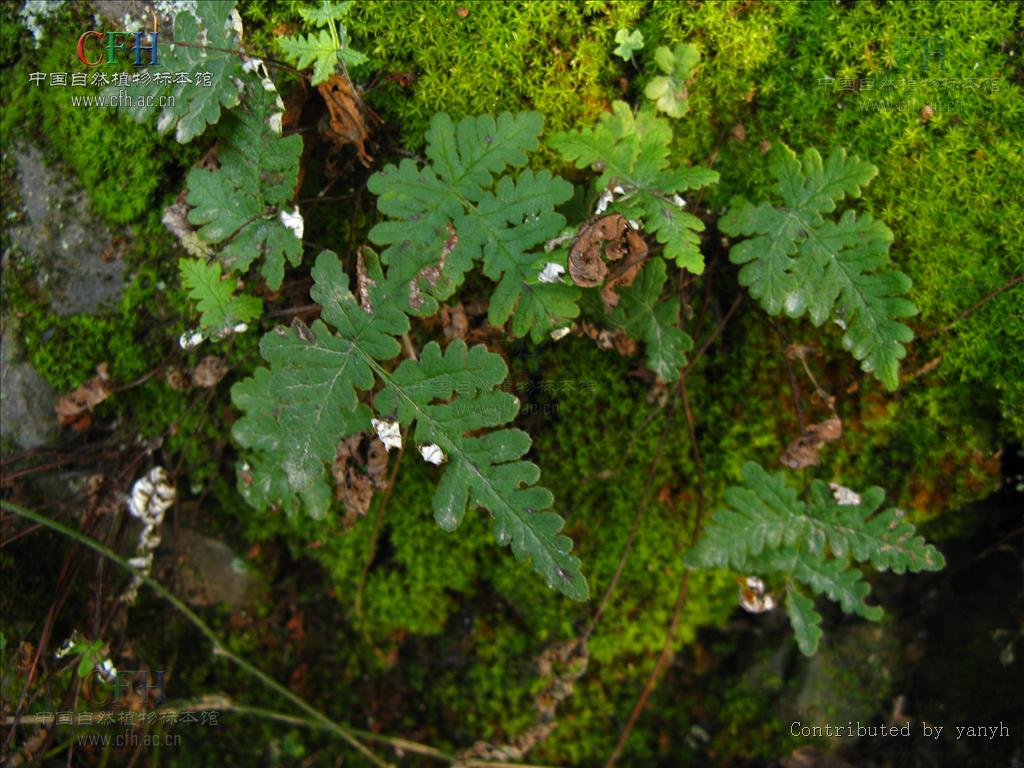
[106,1,245,143]
[185,79,303,289]
[685,461,944,654]
[719,145,917,389]
[298,0,353,26]
[231,252,404,517]
[368,112,578,339]
[549,102,719,273]
[231,251,588,600]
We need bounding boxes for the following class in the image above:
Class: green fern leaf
[231,252,402,516]
[806,483,946,573]
[231,367,347,519]
[277,28,366,85]
[549,102,718,273]
[719,145,917,389]
[685,461,943,654]
[185,81,303,289]
[368,112,577,339]
[105,1,245,143]
[231,251,588,600]
[607,259,693,381]
[277,30,340,85]
[179,258,262,336]
[644,44,701,118]
[373,341,588,600]
[613,29,644,62]
[786,583,823,655]
[298,0,353,26]
[792,551,880,620]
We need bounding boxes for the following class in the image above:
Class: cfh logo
[82,669,166,706]
[77,30,160,67]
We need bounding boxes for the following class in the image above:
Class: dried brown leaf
[568,214,648,310]
[440,303,469,341]
[355,247,376,312]
[55,363,113,429]
[318,73,374,167]
[780,416,843,469]
[332,434,390,528]
[409,223,455,311]
[190,356,228,388]
[163,366,191,392]
[458,638,588,762]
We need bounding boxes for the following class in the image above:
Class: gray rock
[158,527,260,609]
[0,321,56,452]
[5,143,124,316]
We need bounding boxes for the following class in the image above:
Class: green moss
[345,0,627,149]
[3,217,184,391]
[689,0,1024,446]
[0,3,201,227]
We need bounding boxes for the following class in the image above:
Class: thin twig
[604,374,707,767]
[583,406,674,639]
[682,294,744,378]
[919,273,1023,339]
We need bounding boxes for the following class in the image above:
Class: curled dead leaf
[332,434,390,528]
[318,73,376,167]
[440,302,469,341]
[190,356,228,388]
[738,575,776,614]
[55,363,114,429]
[163,366,190,392]
[780,416,843,469]
[567,214,648,310]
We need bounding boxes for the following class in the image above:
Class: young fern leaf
[685,461,943,655]
[231,252,588,600]
[374,342,588,600]
[277,0,365,84]
[644,44,701,118]
[549,102,718,273]
[277,30,367,85]
[185,79,303,290]
[179,258,262,337]
[367,112,580,340]
[105,0,245,143]
[719,145,917,389]
[277,31,346,85]
[606,259,693,381]
[785,584,823,656]
[299,1,355,26]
